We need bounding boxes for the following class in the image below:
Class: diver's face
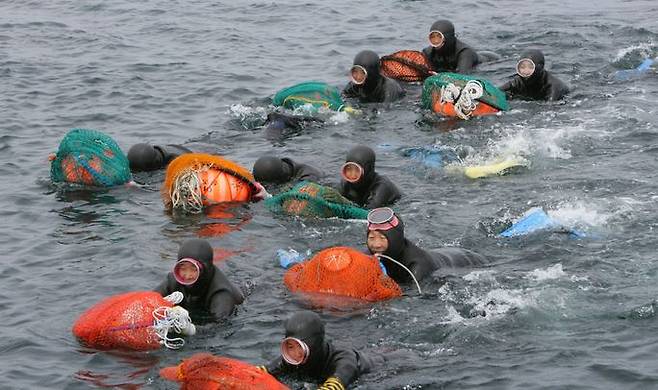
[429,30,445,48]
[367,230,389,254]
[350,65,367,85]
[177,262,200,284]
[282,339,307,363]
[516,58,536,78]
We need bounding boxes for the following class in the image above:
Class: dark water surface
[2,0,658,389]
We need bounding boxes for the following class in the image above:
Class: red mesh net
[430,89,500,118]
[73,291,172,351]
[284,247,402,302]
[380,50,434,82]
[160,353,289,390]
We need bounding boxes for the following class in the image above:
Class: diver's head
[517,49,545,79]
[281,311,326,367]
[175,239,215,290]
[428,20,456,51]
[127,143,164,172]
[342,145,376,186]
[252,156,292,184]
[350,50,381,89]
[366,207,405,260]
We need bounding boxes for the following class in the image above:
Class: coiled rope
[440,80,484,120]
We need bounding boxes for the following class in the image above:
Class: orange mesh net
[430,90,500,118]
[284,247,402,302]
[160,353,289,390]
[380,50,434,82]
[73,291,173,351]
[162,153,256,212]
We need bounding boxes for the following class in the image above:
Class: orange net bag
[73,291,195,351]
[160,353,289,390]
[162,153,257,213]
[284,247,402,302]
[380,50,434,82]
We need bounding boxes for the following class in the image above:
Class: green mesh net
[421,73,509,111]
[265,181,369,219]
[50,128,131,187]
[272,81,346,112]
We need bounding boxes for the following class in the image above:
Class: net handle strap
[375,254,423,294]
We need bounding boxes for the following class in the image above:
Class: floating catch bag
[72,291,195,351]
[421,73,509,119]
[161,353,289,390]
[264,181,369,220]
[272,81,346,112]
[380,50,434,82]
[162,153,257,213]
[284,246,402,302]
[50,128,131,187]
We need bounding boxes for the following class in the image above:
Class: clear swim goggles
[429,30,446,48]
[340,161,364,183]
[173,258,203,285]
[367,207,400,231]
[280,337,310,365]
[350,65,368,85]
[516,58,536,78]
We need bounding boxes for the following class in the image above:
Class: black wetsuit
[343,50,404,103]
[127,143,191,172]
[253,156,322,185]
[339,145,401,209]
[262,311,380,389]
[154,239,244,320]
[422,20,479,74]
[499,49,569,101]
[370,215,486,283]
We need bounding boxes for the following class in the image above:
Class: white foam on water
[526,263,566,281]
[548,200,613,228]
[227,103,267,119]
[462,269,498,282]
[328,110,350,124]
[467,288,535,318]
[614,42,656,62]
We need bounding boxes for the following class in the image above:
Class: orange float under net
[380,50,434,82]
[163,153,257,213]
[430,92,500,118]
[160,353,289,390]
[73,291,194,351]
[284,246,402,302]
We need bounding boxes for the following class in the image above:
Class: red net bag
[380,50,434,82]
[73,291,195,351]
[284,247,402,302]
[160,353,289,390]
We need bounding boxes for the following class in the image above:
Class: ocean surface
[2,0,658,389]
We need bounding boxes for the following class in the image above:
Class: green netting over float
[50,128,131,187]
[272,81,346,112]
[265,181,369,220]
[421,73,509,112]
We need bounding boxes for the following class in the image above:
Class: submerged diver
[499,49,569,101]
[127,142,191,172]
[258,310,381,390]
[343,50,405,103]
[366,208,486,284]
[252,155,323,186]
[339,145,401,209]
[155,238,244,320]
[422,20,484,74]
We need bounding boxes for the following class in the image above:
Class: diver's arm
[208,290,238,319]
[455,49,479,74]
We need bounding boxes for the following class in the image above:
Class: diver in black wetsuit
[154,238,244,320]
[127,142,191,172]
[366,208,486,284]
[252,155,323,186]
[422,20,482,74]
[499,49,569,101]
[343,50,405,103]
[258,310,381,390]
[339,145,401,209]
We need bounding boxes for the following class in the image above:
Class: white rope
[375,254,423,295]
[170,169,204,214]
[163,291,184,305]
[152,305,196,349]
[439,80,484,120]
